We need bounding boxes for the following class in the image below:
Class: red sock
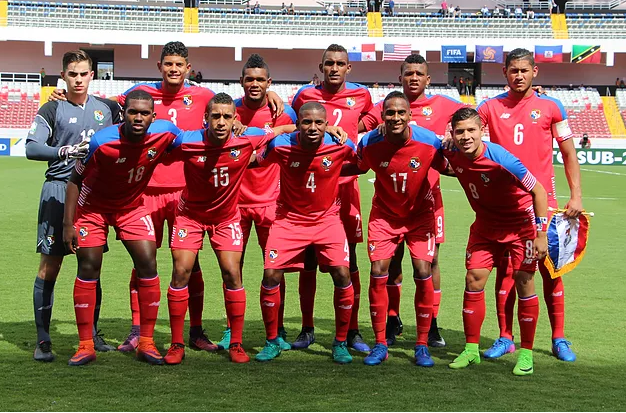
[222,283,231,329]
[130,269,140,326]
[167,285,188,345]
[495,256,516,340]
[369,275,388,345]
[224,288,246,345]
[299,270,316,328]
[433,289,442,319]
[278,276,286,328]
[260,284,280,340]
[386,282,402,317]
[463,290,486,344]
[137,276,161,339]
[334,283,354,342]
[541,265,565,339]
[188,270,204,328]
[74,277,97,342]
[414,276,434,346]
[518,295,539,350]
[349,270,360,330]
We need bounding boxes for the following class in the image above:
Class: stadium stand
[566,13,626,39]
[0,82,40,128]
[616,89,626,123]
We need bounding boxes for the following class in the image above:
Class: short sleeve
[356,139,370,171]
[431,151,449,174]
[360,102,383,132]
[26,101,57,145]
[476,101,489,127]
[245,126,275,150]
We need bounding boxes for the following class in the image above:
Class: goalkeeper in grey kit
[25,50,121,362]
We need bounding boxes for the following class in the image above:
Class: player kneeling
[255,102,356,364]
[445,108,548,376]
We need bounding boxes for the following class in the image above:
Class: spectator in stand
[369,0,376,12]
[359,5,367,15]
[549,0,557,14]
[579,84,586,91]
[568,83,574,90]
[372,82,380,88]
[339,2,346,16]
[195,71,203,82]
[189,70,196,81]
[526,6,535,18]
[452,76,457,88]
[515,5,523,17]
[466,77,473,96]
[493,6,501,17]
[40,67,46,78]
[311,73,321,86]
[441,0,448,16]
[280,2,287,13]
[326,3,334,15]
[579,134,591,149]
[453,4,461,17]
[480,5,490,17]
[253,0,260,14]
[616,78,621,87]
[620,79,626,88]
[459,77,465,95]
[503,6,511,16]
[387,82,395,88]
[288,2,295,14]
[388,0,395,15]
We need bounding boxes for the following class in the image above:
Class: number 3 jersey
[257,132,358,224]
[75,120,183,213]
[118,81,215,190]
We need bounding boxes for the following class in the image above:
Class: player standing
[445,108,548,375]
[476,48,582,362]
[359,54,465,347]
[63,90,183,366]
[290,44,373,352]
[236,54,298,351]
[348,92,448,366]
[255,102,356,364]
[26,50,120,362]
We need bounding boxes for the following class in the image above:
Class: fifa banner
[553,148,626,166]
[0,129,28,156]
[441,45,467,63]
[475,45,503,63]
[545,212,590,278]
[535,45,563,63]
[571,45,601,64]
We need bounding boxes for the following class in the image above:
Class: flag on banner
[383,44,412,61]
[571,45,601,64]
[347,44,376,62]
[535,45,563,63]
[475,45,504,63]
[441,45,467,63]
[544,211,590,278]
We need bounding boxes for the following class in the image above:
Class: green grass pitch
[0,157,625,411]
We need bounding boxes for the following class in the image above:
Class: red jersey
[173,127,274,224]
[477,91,572,205]
[361,93,465,195]
[444,142,538,231]
[258,132,358,224]
[75,120,182,214]
[119,81,215,189]
[235,98,297,207]
[358,125,447,219]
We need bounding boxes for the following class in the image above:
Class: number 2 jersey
[477,91,572,206]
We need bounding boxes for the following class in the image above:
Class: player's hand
[376,123,386,136]
[63,223,78,254]
[327,125,348,144]
[532,85,546,96]
[49,88,67,102]
[441,133,455,150]
[58,141,90,164]
[563,197,583,218]
[233,120,247,136]
[534,232,548,260]
[267,91,285,118]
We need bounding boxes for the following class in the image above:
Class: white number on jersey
[80,129,95,141]
[427,232,435,256]
[514,123,524,145]
[391,172,408,193]
[229,223,243,246]
[525,240,534,259]
[212,167,229,187]
[333,108,343,127]
[168,108,178,126]
[127,166,145,183]
[469,182,479,199]
[140,215,155,236]
[306,172,316,192]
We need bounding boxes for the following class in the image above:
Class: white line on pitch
[555,165,626,176]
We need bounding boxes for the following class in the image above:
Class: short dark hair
[124,89,154,110]
[62,50,92,71]
[383,91,410,107]
[450,107,482,129]
[242,53,270,77]
[160,41,189,62]
[401,53,428,74]
[505,48,534,68]
[299,101,326,118]
[208,92,235,110]
[322,44,348,62]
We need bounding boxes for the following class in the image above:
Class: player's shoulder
[282,104,298,123]
[345,81,369,92]
[36,100,59,117]
[148,119,181,135]
[267,131,297,151]
[537,93,567,112]
[430,93,464,107]
[234,97,244,108]
[292,84,318,102]
[409,124,440,147]
[242,126,268,137]
[360,128,385,148]
[92,124,121,146]
[183,81,214,97]
[123,81,161,95]
[483,141,519,165]
[92,95,120,113]
[477,91,508,110]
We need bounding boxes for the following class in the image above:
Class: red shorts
[338,179,363,244]
[367,207,436,263]
[465,224,537,273]
[170,212,244,252]
[240,203,276,252]
[264,217,350,271]
[142,187,182,248]
[74,206,156,248]
[433,190,445,244]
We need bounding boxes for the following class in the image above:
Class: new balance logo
[290,161,300,167]
[417,313,430,318]
[74,303,89,308]
[552,291,563,297]
[371,311,378,316]
[154,100,162,105]
[37,305,53,311]
[523,258,534,265]
[148,301,160,307]
[68,117,77,124]
[197,156,206,162]
[338,305,352,310]
[116,158,126,163]
[498,290,507,295]
[521,317,534,322]
[500,113,511,119]
[262,301,275,307]
[379,161,389,168]
[463,308,474,314]
[456,167,464,174]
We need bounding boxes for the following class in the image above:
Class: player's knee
[514,271,535,295]
[412,262,431,280]
[262,269,282,287]
[37,255,63,281]
[465,271,486,291]
[135,257,158,279]
[77,260,102,280]
[370,260,389,277]
[330,266,351,287]
[221,267,242,290]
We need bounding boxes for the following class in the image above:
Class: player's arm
[25,103,58,161]
[529,180,548,260]
[266,91,285,117]
[340,163,366,176]
[342,140,369,176]
[326,125,349,144]
[271,124,297,136]
[63,168,83,254]
[557,137,583,218]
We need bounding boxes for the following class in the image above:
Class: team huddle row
[27,42,583,376]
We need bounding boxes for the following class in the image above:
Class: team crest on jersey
[147,147,157,160]
[269,249,278,260]
[368,242,376,253]
[530,109,541,120]
[79,227,89,238]
[422,106,433,117]
[47,235,55,246]
[466,250,472,260]
[346,97,356,107]
[183,95,193,106]
[321,156,333,171]
[230,148,241,160]
[481,173,490,184]
[177,228,188,239]
[94,110,104,124]
[29,122,37,135]
[409,157,421,170]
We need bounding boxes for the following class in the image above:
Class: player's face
[62,61,93,95]
[158,55,191,87]
[400,63,430,98]
[452,117,484,158]
[297,109,328,147]
[241,68,271,102]
[503,58,537,94]
[382,98,412,137]
[319,51,351,87]
[206,103,236,141]
[124,99,156,138]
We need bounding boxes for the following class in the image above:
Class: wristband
[535,216,548,232]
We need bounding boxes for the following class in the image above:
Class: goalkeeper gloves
[58,140,90,165]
